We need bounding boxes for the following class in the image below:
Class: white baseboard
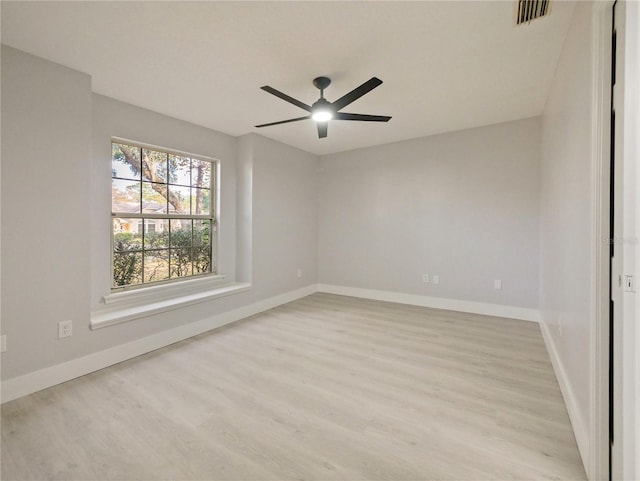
[539,320,589,475]
[1,285,316,404]
[316,284,541,322]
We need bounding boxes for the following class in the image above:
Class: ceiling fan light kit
[255,76,391,139]
[311,110,332,122]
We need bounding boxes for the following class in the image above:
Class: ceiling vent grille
[516,0,551,25]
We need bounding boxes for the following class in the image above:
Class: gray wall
[318,118,541,308]
[1,46,319,381]
[1,45,92,379]
[539,0,593,465]
[249,134,318,298]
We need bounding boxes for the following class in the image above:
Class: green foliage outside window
[112,222,211,287]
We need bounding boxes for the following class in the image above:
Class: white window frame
[110,139,218,291]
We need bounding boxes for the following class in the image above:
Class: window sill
[91,276,251,329]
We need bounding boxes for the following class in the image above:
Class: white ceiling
[1,1,576,156]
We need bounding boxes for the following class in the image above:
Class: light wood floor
[1,293,586,481]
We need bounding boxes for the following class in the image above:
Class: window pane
[144,220,168,249]
[169,155,191,186]
[168,185,190,214]
[193,246,211,275]
[113,219,143,250]
[193,220,210,246]
[112,251,142,287]
[142,182,168,214]
[143,249,169,283]
[191,159,211,188]
[170,248,193,278]
[113,219,143,288]
[112,143,141,180]
[142,149,167,184]
[191,188,210,215]
[112,179,140,213]
[170,219,192,247]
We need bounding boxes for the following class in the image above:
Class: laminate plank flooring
[1,293,586,480]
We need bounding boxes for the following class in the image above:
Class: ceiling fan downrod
[313,76,331,99]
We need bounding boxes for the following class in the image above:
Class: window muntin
[111,141,216,289]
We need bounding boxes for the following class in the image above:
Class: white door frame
[617,1,639,479]
[590,2,613,479]
[592,1,639,480]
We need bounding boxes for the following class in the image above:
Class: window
[111,141,216,289]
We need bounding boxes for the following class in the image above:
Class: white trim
[540,319,590,474]
[103,274,227,305]
[635,48,640,474]
[620,1,640,478]
[92,281,250,329]
[590,2,614,480]
[316,284,540,322]
[2,284,317,404]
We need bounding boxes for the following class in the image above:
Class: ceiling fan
[255,76,391,139]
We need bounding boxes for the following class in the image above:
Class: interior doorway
[607,1,639,479]
[609,3,621,479]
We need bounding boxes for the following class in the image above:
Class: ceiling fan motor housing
[313,76,331,91]
[312,98,332,112]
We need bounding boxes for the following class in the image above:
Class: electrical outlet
[494,279,502,290]
[422,274,429,283]
[432,275,440,285]
[1,335,6,353]
[297,268,302,278]
[58,320,73,339]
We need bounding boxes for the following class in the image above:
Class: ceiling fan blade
[255,116,310,128]
[317,122,328,139]
[331,77,383,112]
[335,112,392,122]
[260,86,312,112]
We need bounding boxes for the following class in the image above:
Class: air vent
[516,0,551,25]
